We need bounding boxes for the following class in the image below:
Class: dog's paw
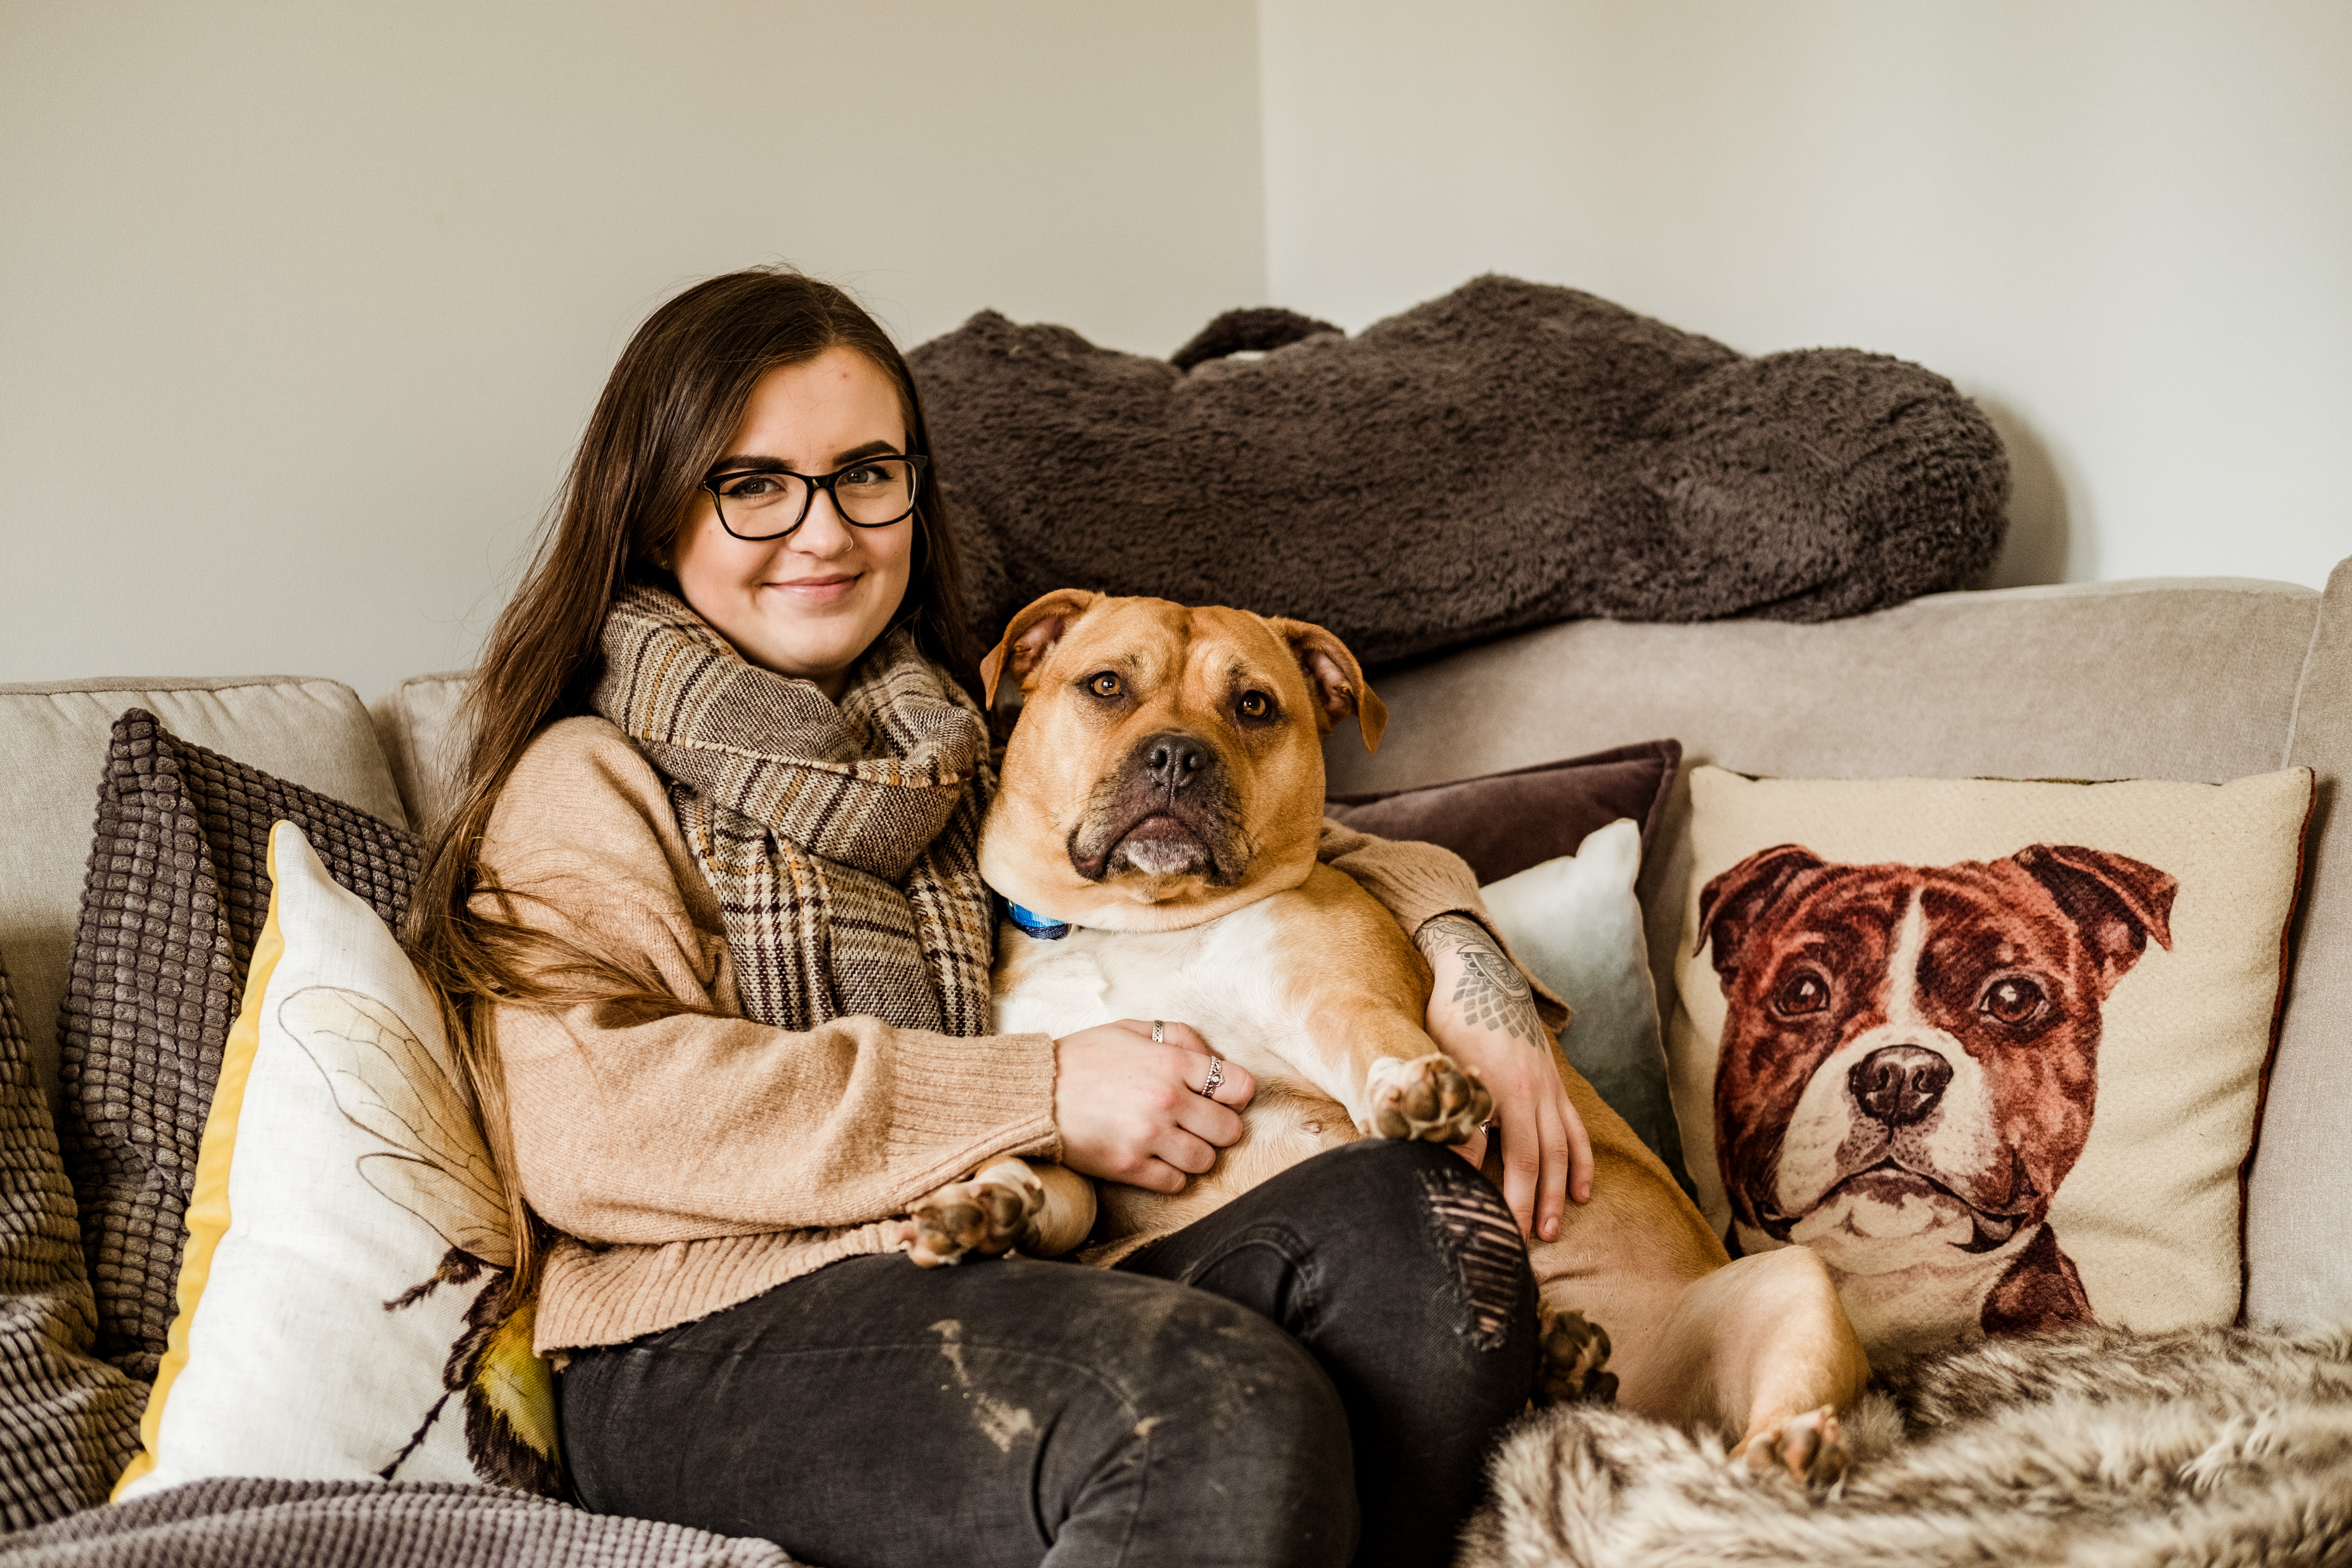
[1365,1053,1494,1143]
[1737,1405,1851,1487]
[900,1161,1046,1268]
[1533,1308,1618,1407]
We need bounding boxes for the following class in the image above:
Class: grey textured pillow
[0,947,142,1527]
[911,275,2010,666]
[56,711,419,1382]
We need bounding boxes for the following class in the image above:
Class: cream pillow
[116,822,557,1500]
[1668,766,2311,1364]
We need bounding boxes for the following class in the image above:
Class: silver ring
[1198,1056,1226,1099]
[1151,1020,1165,1045]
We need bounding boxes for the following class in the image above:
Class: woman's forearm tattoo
[1416,914,1548,1050]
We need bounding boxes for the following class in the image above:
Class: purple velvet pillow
[1325,740,1681,885]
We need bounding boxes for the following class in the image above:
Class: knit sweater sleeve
[1316,818,1571,1031]
[477,717,1059,1247]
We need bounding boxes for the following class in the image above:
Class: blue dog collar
[1004,900,1071,942]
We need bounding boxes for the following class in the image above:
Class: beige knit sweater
[482,716,1502,1353]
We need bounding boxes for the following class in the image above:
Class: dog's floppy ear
[981,589,1101,708]
[2012,844,2178,996]
[1268,617,1387,751]
[1698,845,1825,977]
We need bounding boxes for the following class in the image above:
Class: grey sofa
[1,556,2347,1528]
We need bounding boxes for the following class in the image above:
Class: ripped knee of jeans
[1416,1163,1528,1352]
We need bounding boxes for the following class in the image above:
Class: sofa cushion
[1671,765,2310,1364]
[58,711,418,1382]
[118,823,557,1502]
[0,677,407,1116]
[0,946,143,1527]
[369,671,469,836]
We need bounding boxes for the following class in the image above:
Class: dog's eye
[1772,971,1830,1017]
[1980,977,2045,1025]
[1236,690,1272,721]
[1088,672,1123,700]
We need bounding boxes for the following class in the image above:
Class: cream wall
[8,3,2347,705]
[1258,0,2351,590]
[0,0,1267,699]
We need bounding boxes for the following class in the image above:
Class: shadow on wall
[1973,397,2074,589]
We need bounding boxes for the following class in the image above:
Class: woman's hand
[1416,914,1593,1240]
[1053,1019,1255,1194]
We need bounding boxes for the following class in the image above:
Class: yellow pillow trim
[113,822,289,1501]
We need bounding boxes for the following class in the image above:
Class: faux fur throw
[593,584,996,1036]
[909,275,2010,665]
[1459,1323,2352,1568]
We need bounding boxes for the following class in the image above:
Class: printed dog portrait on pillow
[1700,842,2174,1353]
[1667,768,2311,1364]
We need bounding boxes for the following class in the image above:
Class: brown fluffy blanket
[1459,1322,2352,1567]
[909,275,2010,664]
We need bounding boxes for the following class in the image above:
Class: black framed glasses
[701,454,927,541]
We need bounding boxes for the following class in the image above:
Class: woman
[408,267,1591,1568]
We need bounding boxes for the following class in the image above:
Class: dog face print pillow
[1667,767,2311,1364]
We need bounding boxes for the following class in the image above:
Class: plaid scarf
[593,584,995,1036]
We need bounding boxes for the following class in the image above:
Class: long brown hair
[407,267,978,1298]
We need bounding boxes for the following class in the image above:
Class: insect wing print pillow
[1666,766,2312,1365]
[116,822,559,1500]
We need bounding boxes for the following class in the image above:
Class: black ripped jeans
[560,1140,1539,1568]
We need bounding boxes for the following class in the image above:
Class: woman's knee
[1297,1139,1538,1352]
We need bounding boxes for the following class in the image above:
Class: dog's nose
[1849,1046,1952,1126]
[1140,731,1211,793]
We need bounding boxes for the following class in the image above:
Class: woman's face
[669,347,916,699]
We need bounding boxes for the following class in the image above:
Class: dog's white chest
[990,899,1309,1090]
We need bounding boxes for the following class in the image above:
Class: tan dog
[904,590,1870,1479]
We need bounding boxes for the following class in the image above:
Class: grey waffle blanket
[0,957,144,1531]
[0,1478,799,1566]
